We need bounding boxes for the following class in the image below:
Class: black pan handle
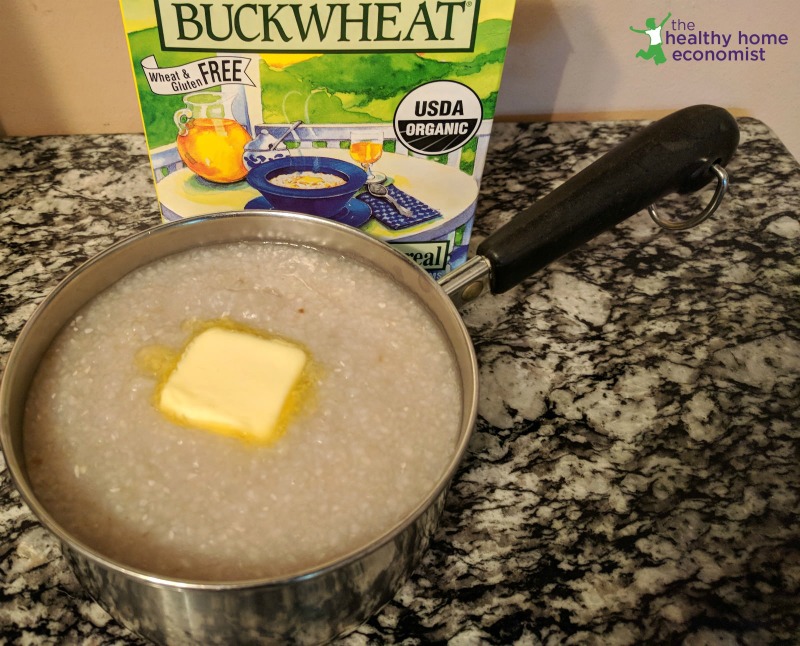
[476,104,740,294]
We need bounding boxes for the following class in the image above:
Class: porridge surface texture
[23,241,462,581]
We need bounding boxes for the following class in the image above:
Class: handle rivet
[461,281,484,303]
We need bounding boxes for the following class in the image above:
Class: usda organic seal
[393,80,483,156]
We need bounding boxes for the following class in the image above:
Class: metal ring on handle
[648,163,729,231]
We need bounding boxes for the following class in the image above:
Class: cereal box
[118,0,517,276]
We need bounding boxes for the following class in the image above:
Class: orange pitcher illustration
[174,91,252,183]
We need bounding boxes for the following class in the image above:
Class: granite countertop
[1,118,798,644]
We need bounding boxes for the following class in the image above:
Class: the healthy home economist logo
[630,13,790,64]
[153,0,481,52]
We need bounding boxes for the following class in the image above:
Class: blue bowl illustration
[246,157,368,218]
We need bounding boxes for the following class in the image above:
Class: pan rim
[0,210,480,591]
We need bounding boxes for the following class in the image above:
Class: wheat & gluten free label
[394,80,483,156]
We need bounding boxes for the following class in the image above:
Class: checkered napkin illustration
[357,185,442,230]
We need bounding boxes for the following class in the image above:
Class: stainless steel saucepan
[0,105,739,645]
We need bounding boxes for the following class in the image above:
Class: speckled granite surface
[1,118,798,644]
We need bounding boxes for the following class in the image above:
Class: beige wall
[0,1,141,136]
[494,0,800,159]
[1,0,798,159]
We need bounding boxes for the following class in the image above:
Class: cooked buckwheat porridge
[24,241,462,581]
[268,171,346,189]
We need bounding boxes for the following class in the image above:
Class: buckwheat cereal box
[118,0,517,276]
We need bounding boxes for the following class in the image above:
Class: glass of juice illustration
[174,91,252,183]
[349,130,386,183]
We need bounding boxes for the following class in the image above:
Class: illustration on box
[120,0,516,275]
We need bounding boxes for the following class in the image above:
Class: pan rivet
[461,281,484,303]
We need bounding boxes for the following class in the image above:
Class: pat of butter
[158,327,307,442]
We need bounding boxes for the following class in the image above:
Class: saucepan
[0,105,739,644]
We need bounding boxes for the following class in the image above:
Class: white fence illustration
[150,120,493,183]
